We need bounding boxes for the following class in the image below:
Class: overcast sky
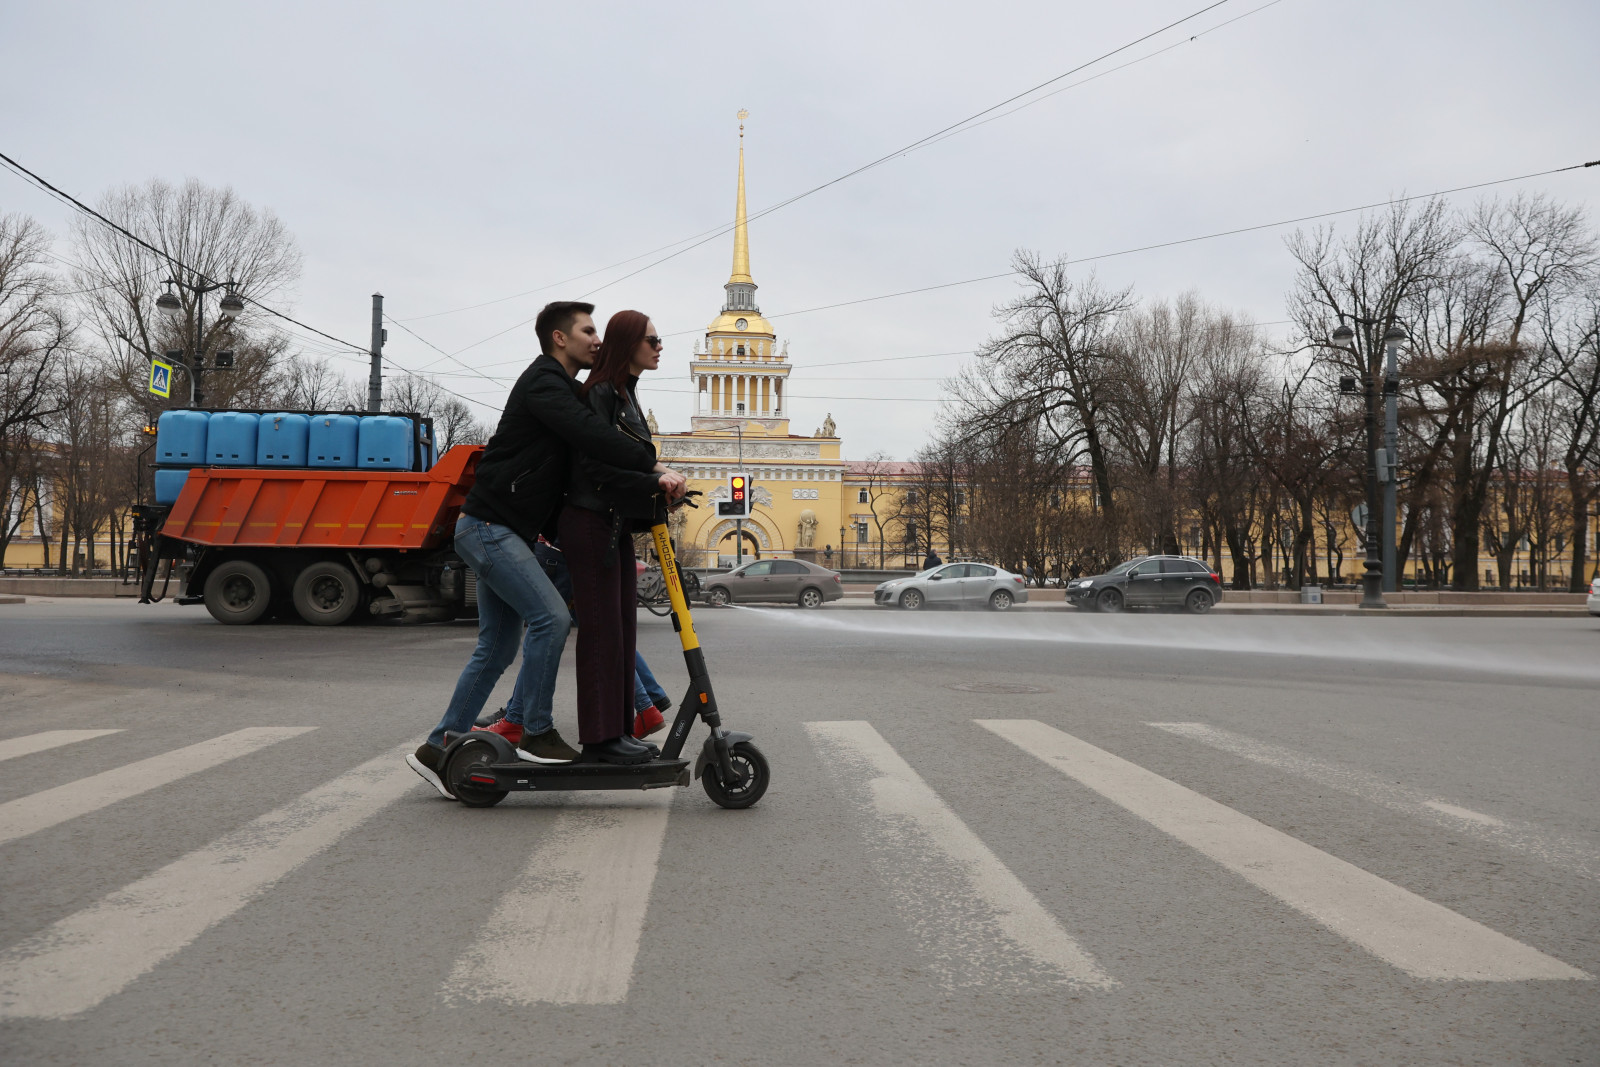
[4,0,1597,457]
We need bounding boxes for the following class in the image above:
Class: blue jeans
[429,515,571,747]
[506,649,669,719]
[633,651,670,713]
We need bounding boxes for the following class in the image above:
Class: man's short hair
[535,301,596,355]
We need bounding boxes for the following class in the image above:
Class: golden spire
[728,109,752,285]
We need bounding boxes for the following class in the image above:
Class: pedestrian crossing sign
[148,357,172,399]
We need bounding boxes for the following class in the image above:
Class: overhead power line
[660,157,1600,336]
[0,147,503,415]
[412,0,1262,353]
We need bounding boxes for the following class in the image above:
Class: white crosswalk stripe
[0,745,416,1019]
[805,720,1116,991]
[0,727,315,848]
[1148,721,1600,882]
[0,729,122,764]
[442,792,673,1006]
[979,719,1591,982]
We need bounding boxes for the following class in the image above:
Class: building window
[905,490,918,505]
[857,488,868,503]
[954,490,965,506]
[736,345,745,356]
[855,522,869,543]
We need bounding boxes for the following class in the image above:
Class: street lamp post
[1331,321,1407,608]
[1380,324,1406,591]
[156,279,243,408]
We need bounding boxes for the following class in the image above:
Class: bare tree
[1543,296,1600,589]
[854,452,903,569]
[275,355,358,411]
[955,251,1134,518]
[0,213,70,566]
[70,178,303,413]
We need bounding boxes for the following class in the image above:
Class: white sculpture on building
[797,508,819,549]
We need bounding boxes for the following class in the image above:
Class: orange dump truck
[137,444,484,625]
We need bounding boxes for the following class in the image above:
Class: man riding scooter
[407,301,686,798]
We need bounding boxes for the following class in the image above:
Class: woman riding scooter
[559,309,684,764]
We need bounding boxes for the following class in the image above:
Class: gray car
[874,562,1030,611]
[702,559,844,608]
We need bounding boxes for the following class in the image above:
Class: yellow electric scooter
[440,496,770,810]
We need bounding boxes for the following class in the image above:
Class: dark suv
[1065,555,1223,614]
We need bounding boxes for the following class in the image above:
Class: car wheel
[202,559,274,625]
[798,587,824,609]
[988,589,1014,611]
[292,560,362,625]
[899,588,924,611]
[1185,588,1214,615]
[706,587,730,608]
[1095,587,1124,614]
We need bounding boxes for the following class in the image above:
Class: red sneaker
[474,718,524,745]
[633,706,665,740]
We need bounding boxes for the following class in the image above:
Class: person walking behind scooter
[561,309,685,764]
[407,301,685,797]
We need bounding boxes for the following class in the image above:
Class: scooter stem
[648,522,739,784]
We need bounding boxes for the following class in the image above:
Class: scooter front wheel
[702,741,769,809]
[445,737,509,808]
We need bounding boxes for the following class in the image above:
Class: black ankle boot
[581,737,653,765]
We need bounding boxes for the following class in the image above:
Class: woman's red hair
[583,309,651,398]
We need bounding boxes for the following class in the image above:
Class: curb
[810,599,1590,618]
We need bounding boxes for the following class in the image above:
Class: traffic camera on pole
[718,472,752,517]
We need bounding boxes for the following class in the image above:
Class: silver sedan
[873,563,1030,611]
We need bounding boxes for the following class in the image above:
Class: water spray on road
[719,606,1600,684]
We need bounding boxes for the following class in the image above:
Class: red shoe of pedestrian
[633,706,665,740]
[474,718,524,745]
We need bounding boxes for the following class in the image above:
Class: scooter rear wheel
[444,737,509,808]
[702,741,769,809]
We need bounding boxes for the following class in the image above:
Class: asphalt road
[1,599,1596,1066]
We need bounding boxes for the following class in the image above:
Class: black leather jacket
[566,377,663,525]
[463,355,657,543]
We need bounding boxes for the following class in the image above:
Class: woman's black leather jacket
[566,377,663,526]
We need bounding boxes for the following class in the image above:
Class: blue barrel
[358,415,414,471]
[309,414,360,468]
[154,468,192,505]
[155,410,208,466]
[207,411,258,466]
[256,413,310,466]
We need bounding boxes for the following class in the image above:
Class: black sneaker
[516,727,580,764]
[406,742,454,799]
[474,705,507,730]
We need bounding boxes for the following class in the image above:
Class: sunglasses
[644,335,663,348]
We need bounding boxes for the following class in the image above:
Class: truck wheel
[292,561,363,625]
[203,560,273,625]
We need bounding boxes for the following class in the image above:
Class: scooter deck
[463,757,691,792]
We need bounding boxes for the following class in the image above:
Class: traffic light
[718,472,751,517]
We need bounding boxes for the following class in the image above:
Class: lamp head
[1383,324,1408,344]
[218,291,245,320]
[155,291,183,322]
[1331,324,1355,346]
